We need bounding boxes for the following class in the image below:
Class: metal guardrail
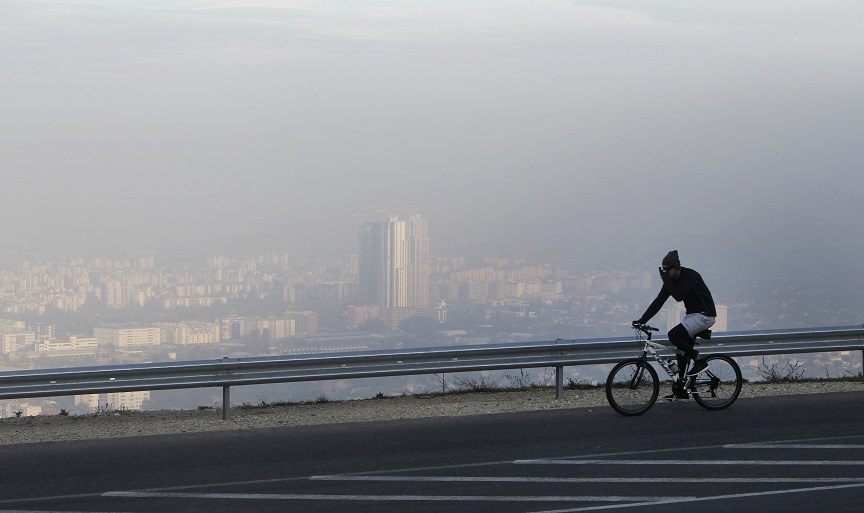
[1,325,862,420]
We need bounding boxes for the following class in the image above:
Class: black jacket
[638,267,716,324]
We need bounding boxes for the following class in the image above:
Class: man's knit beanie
[662,250,680,268]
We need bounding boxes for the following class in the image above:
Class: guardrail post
[555,366,564,399]
[223,386,231,420]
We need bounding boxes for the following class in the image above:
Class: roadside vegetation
[755,356,863,383]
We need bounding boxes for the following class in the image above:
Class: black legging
[668,324,698,378]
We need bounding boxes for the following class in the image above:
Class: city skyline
[1,236,858,343]
[0,237,860,415]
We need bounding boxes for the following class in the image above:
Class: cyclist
[632,250,716,400]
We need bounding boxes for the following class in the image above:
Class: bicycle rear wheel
[606,359,659,416]
[691,355,742,410]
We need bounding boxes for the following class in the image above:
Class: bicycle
[605,323,742,416]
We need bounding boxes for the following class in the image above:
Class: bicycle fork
[628,360,649,390]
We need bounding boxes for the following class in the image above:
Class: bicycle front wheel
[606,359,659,416]
[691,355,742,410]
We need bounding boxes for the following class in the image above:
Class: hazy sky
[2,1,863,284]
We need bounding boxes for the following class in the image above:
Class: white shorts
[681,313,716,338]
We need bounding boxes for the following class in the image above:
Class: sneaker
[686,359,709,376]
[664,390,690,401]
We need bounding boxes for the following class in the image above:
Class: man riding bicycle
[633,250,716,400]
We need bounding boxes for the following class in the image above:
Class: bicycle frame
[634,326,685,381]
[635,326,727,396]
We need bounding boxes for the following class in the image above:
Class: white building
[36,336,98,353]
[1,332,36,354]
[160,322,220,345]
[76,391,150,412]
[94,326,161,348]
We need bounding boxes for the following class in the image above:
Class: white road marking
[515,458,864,465]
[311,475,864,484]
[527,482,864,513]
[102,490,678,503]
[8,434,864,512]
[724,443,864,449]
[0,494,107,508]
[731,434,864,444]
[0,511,127,513]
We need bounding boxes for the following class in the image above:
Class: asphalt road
[1,391,863,513]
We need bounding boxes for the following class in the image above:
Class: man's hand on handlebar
[632,321,658,332]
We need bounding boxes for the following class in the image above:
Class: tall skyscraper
[406,214,430,308]
[358,213,430,311]
[358,220,385,305]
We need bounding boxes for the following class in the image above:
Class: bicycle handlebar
[632,323,659,333]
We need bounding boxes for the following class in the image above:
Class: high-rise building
[358,213,430,311]
[407,214,430,308]
[103,275,129,309]
[358,220,384,305]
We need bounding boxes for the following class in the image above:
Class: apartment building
[93,326,161,348]
[159,322,220,345]
[75,391,151,412]
[1,332,36,354]
[36,336,98,352]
